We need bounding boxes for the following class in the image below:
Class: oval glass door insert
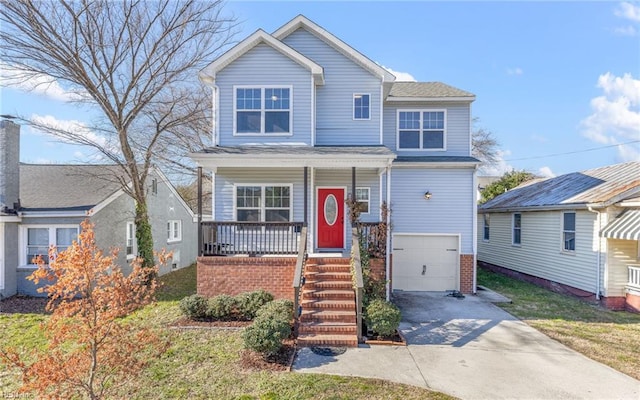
[324,194,338,226]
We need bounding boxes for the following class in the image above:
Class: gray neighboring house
[478,161,640,312]
[0,120,197,298]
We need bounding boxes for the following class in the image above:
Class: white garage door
[392,234,459,291]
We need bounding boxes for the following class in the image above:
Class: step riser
[297,338,358,347]
[301,316,356,323]
[304,282,353,289]
[299,326,357,335]
[304,273,352,281]
[305,265,351,273]
[307,258,350,265]
[302,293,355,300]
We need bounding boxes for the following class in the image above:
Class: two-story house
[191,15,479,346]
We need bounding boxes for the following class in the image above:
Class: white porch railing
[628,265,640,290]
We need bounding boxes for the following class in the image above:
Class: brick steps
[297,257,358,347]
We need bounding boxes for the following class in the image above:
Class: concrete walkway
[292,291,640,400]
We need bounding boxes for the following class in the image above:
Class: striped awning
[601,209,640,240]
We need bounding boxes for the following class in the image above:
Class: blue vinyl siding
[390,168,475,253]
[282,28,381,145]
[216,44,312,145]
[383,102,471,156]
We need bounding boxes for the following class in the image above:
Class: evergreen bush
[365,299,401,337]
[179,294,208,320]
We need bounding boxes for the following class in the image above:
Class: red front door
[317,188,344,249]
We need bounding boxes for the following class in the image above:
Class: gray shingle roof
[480,162,640,211]
[389,82,475,99]
[20,164,126,211]
[199,145,396,157]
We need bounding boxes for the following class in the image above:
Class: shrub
[236,290,274,319]
[242,316,291,356]
[365,299,401,337]
[207,294,237,320]
[256,299,293,321]
[179,294,208,320]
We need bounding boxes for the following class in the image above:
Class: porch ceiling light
[424,191,432,200]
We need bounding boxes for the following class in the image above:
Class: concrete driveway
[293,291,640,400]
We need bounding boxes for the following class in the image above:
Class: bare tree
[0,0,236,267]
[472,117,500,167]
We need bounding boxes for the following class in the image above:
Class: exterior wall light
[424,191,432,200]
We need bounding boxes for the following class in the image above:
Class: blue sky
[1,1,639,177]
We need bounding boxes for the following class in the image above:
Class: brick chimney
[0,120,20,213]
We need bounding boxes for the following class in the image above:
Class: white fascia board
[392,161,480,169]
[86,188,126,216]
[19,210,89,218]
[0,215,21,222]
[478,204,589,214]
[199,29,324,85]
[190,153,395,170]
[386,96,476,103]
[152,167,197,219]
[272,15,395,82]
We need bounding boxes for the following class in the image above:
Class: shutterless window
[353,94,370,120]
[398,110,445,150]
[126,221,135,258]
[236,87,290,134]
[26,226,78,264]
[483,214,490,241]
[512,213,522,245]
[355,187,370,213]
[236,185,291,222]
[563,212,576,251]
[167,220,182,242]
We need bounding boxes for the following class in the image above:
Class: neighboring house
[478,162,640,312]
[0,120,197,298]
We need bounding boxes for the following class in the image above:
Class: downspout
[472,165,478,294]
[587,206,602,300]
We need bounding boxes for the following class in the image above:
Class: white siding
[606,239,639,297]
[283,28,382,145]
[390,168,475,253]
[216,44,313,145]
[383,102,471,156]
[477,210,599,293]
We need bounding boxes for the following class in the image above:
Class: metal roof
[388,82,475,99]
[480,162,640,212]
[20,164,125,211]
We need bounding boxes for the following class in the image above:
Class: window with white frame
[512,213,522,245]
[355,187,370,214]
[483,214,490,241]
[353,94,370,120]
[235,87,291,134]
[24,226,79,265]
[167,220,182,243]
[563,212,576,252]
[398,110,446,150]
[236,185,291,222]
[126,221,136,258]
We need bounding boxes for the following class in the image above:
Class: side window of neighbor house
[235,87,291,134]
[353,94,370,120]
[26,226,79,264]
[483,214,490,241]
[512,213,522,245]
[563,212,576,252]
[126,221,135,258]
[167,220,182,243]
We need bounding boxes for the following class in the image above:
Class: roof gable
[199,29,324,85]
[272,15,395,83]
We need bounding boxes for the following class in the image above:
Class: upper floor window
[483,214,490,241]
[512,213,522,245]
[563,212,576,252]
[167,220,182,243]
[397,110,446,150]
[24,225,79,264]
[353,94,370,120]
[235,86,291,135]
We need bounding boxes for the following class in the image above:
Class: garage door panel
[392,235,458,291]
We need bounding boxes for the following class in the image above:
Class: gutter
[587,206,602,300]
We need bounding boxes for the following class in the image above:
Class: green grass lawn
[478,268,640,381]
[0,264,452,400]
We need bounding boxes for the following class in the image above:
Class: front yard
[478,268,640,381]
[0,265,450,400]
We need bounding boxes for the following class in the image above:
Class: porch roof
[601,209,640,241]
[190,145,396,170]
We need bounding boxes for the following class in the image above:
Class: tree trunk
[135,202,155,270]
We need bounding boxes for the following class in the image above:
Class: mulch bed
[239,338,296,372]
[169,316,253,329]
[0,295,50,314]
[364,330,407,346]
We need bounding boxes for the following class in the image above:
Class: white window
[126,221,136,259]
[355,187,370,214]
[563,212,576,252]
[397,110,446,150]
[512,213,522,245]
[235,185,292,222]
[234,86,292,135]
[483,214,490,241]
[23,225,79,265]
[151,178,158,195]
[167,220,182,243]
[353,94,370,120]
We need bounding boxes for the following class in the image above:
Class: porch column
[351,167,356,202]
[303,167,308,225]
[197,166,203,256]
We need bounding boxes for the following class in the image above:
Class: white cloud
[538,166,556,178]
[506,67,524,76]
[0,63,88,102]
[613,25,637,36]
[615,2,640,22]
[581,72,640,161]
[478,149,515,176]
[29,114,108,148]
[379,65,416,82]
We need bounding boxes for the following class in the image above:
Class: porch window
[355,187,370,214]
[126,221,136,259]
[483,214,490,241]
[235,86,291,135]
[512,213,521,245]
[353,94,370,120]
[236,185,291,222]
[398,110,446,150]
[24,226,79,265]
[562,212,576,252]
[167,220,182,243]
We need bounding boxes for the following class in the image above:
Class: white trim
[126,221,136,260]
[561,211,576,253]
[199,29,324,85]
[20,210,92,218]
[353,93,371,121]
[512,213,522,246]
[87,188,126,216]
[233,85,294,137]
[211,172,216,220]
[379,82,384,145]
[387,96,475,102]
[310,167,315,249]
[472,166,478,294]
[482,214,490,242]
[392,161,480,169]
[167,220,182,243]
[191,152,395,170]
[232,183,294,222]
[315,186,347,250]
[355,186,370,214]
[19,224,80,266]
[396,109,447,151]
[311,76,316,146]
[0,222,4,291]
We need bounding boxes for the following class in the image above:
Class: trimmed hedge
[256,299,294,321]
[365,299,401,337]
[236,290,274,320]
[207,294,237,320]
[179,294,208,320]
[242,299,292,356]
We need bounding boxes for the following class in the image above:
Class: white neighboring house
[478,161,640,312]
